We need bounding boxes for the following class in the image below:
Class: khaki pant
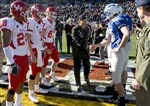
[136,86,150,106]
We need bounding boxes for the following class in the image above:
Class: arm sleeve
[114,15,132,31]
[1,18,15,64]
[72,27,81,47]
[1,18,14,32]
[114,18,126,29]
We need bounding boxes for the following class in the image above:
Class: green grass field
[61,32,137,59]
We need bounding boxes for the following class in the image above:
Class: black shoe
[118,99,126,106]
[109,97,118,103]
[77,86,84,92]
[105,70,112,75]
[109,91,118,103]
[85,78,91,87]
[98,62,105,65]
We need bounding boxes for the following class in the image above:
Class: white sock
[29,90,34,95]
[34,84,39,90]
[6,101,13,106]
[42,77,46,81]
[15,93,22,105]
[50,72,55,75]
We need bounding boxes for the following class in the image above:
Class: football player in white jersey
[40,6,60,87]
[1,1,29,106]
[26,4,49,103]
[91,4,132,106]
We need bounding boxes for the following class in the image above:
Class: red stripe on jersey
[1,28,11,33]
[47,18,53,24]
[30,40,33,44]
[9,41,16,49]
[27,29,33,32]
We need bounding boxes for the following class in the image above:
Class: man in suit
[91,4,132,106]
[65,18,74,54]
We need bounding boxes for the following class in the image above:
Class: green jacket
[136,21,150,92]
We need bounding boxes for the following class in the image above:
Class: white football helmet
[104,3,123,19]
[116,4,123,14]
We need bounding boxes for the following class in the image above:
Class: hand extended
[89,44,97,51]
[112,48,120,54]
[7,63,20,76]
[45,48,52,54]
[31,55,37,63]
[131,79,140,90]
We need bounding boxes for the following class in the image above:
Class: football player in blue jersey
[91,3,132,106]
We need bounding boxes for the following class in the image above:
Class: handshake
[89,44,98,52]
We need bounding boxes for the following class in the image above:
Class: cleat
[34,88,48,94]
[77,86,84,92]
[28,94,39,103]
[41,79,52,87]
[49,74,59,81]
[76,86,86,94]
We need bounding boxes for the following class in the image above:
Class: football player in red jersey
[26,4,50,103]
[1,1,29,106]
[40,7,60,87]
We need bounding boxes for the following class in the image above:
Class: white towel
[5,66,12,73]
[37,47,43,67]
[32,43,43,67]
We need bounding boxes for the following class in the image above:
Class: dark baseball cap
[79,14,86,20]
[135,0,150,7]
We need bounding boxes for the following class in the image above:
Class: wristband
[3,46,14,64]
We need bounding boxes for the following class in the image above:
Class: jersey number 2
[17,33,25,46]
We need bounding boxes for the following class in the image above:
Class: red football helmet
[31,4,44,20]
[45,7,57,19]
[10,0,28,21]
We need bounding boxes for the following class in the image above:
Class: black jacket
[72,25,92,57]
